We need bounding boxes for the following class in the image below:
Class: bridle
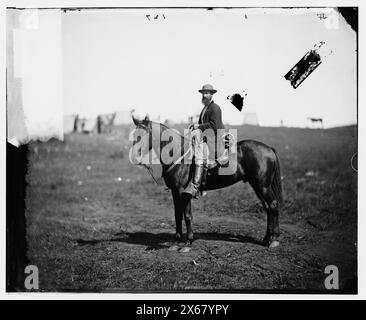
[133,121,192,182]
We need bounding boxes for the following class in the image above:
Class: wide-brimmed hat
[198,84,217,94]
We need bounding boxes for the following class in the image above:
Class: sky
[62,8,357,128]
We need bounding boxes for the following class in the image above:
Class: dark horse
[131,115,283,252]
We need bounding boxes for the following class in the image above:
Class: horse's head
[132,113,150,128]
[130,114,188,168]
[130,114,153,165]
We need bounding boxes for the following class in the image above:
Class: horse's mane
[151,121,185,140]
[150,121,192,159]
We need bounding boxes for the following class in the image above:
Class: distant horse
[131,115,283,252]
[97,113,117,134]
[307,117,323,129]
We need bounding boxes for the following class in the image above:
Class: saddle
[207,132,236,169]
[199,133,236,191]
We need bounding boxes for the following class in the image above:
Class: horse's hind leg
[249,182,280,248]
[264,196,280,248]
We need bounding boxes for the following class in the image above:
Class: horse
[307,117,324,129]
[131,115,283,252]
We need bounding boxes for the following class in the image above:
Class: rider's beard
[202,97,210,106]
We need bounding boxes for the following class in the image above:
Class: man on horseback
[182,84,225,198]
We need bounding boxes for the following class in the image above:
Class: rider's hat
[198,84,217,94]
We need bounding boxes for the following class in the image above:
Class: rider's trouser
[191,129,209,166]
[182,129,209,197]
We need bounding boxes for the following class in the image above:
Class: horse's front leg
[180,194,194,253]
[168,190,183,251]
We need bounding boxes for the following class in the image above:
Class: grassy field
[25,124,357,292]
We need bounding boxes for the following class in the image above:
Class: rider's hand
[189,124,199,131]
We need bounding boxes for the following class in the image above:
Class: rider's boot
[200,165,209,194]
[182,164,204,199]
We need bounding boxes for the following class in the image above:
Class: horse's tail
[270,148,283,206]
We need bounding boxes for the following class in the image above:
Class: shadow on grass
[76,231,263,250]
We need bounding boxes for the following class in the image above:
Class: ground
[25,124,357,292]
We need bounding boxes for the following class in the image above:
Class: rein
[137,122,193,184]
[142,163,162,185]
[165,145,192,173]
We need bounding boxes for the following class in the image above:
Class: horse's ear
[132,115,140,126]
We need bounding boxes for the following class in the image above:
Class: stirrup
[182,183,200,198]
[183,164,204,198]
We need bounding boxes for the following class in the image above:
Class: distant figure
[307,117,324,129]
[107,112,116,133]
[97,115,102,134]
[73,114,79,132]
[280,120,284,127]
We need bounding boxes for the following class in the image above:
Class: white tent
[81,118,97,133]
[243,112,259,126]
[63,115,77,134]
[114,110,133,125]
[7,9,63,146]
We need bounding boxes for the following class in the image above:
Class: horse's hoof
[262,237,270,247]
[168,244,180,251]
[179,246,191,253]
[269,240,280,248]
